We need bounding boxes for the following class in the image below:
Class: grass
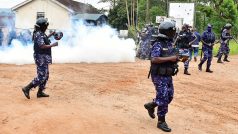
[213,40,238,55]
[197,40,238,56]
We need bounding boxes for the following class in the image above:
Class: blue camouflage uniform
[31,31,52,90]
[199,29,216,69]
[151,40,174,117]
[140,26,153,59]
[218,29,231,59]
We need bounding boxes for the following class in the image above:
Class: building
[72,13,108,26]
[12,0,99,31]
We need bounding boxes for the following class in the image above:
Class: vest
[176,31,191,49]
[34,31,51,55]
[150,40,179,77]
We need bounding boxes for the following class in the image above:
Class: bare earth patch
[0,56,238,134]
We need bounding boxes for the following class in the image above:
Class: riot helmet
[224,23,232,29]
[158,21,176,39]
[35,18,49,32]
[207,24,212,32]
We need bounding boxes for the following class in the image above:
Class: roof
[73,13,107,21]
[12,0,99,14]
[56,0,99,14]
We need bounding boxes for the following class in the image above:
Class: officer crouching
[144,21,179,132]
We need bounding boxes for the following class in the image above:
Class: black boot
[184,68,191,75]
[217,57,223,63]
[22,82,34,99]
[223,55,230,62]
[157,116,172,132]
[144,102,157,119]
[198,63,202,71]
[37,88,49,98]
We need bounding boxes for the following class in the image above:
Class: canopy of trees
[100,0,238,37]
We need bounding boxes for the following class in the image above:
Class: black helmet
[35,18,49,28]
[224,23,232,29]
[159,21,176,39]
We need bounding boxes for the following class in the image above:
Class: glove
[177,49,190,62]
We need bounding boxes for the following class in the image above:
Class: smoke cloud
[0,21,136,65]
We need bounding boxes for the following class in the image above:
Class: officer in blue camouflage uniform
[22,18,58,99]
[175,24,196,75]
[217,23,232,63]
[144,21,179,132]
[140,24,153,59]
[198,24,216,73]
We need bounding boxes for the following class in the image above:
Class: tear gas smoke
[0,21,136,65]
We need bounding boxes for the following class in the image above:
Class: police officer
[190,28,201,62]
[175,24,197,75]
[217,23,232,63]
[144,21,179,132]
[198,24,216,73]
[22,18,58,99]
[140,24,153,59]
[0,29,3,46]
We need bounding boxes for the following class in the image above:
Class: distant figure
[217,23,233,63]
[198,24,216,73]
[22,18,58,99]
[7,30,17,46]
[190,28,201,62]
[0,29,4,46]
[175,24,197,75]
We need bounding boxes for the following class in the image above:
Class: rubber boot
[144,102,157,119]
[194,57,197,62]
[223,55,230,62]
[22,82,34,99]
[198,63,202,71]
[37,88,49,98]
[217,56,223,63]
[184,68,191,75]
[206,65,213,73]
[157,116,172,132]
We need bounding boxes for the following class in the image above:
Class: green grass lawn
[198,40,238,55]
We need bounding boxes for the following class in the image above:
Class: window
[37,12,45,19]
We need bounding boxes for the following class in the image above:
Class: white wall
[14,0,71,30]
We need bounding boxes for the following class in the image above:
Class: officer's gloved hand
[178,56,189,62]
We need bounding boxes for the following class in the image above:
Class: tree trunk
[132,0,135,26]
[146,0,149,23]
[131,0,133,25]
[125,0,130,28]
[136,0,139,27]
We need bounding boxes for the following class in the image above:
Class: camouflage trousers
[32,54,50,90]
[152,77,174,117]
[200,46,213,67]
[218,42,230,58]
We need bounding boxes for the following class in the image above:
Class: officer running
[22,18,58,99]
[217,23,233,63]
[144,21,179,132]
[198,24,216,73]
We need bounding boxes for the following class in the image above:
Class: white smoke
[0,21,136,64]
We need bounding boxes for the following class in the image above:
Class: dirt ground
[0,55,238,134]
